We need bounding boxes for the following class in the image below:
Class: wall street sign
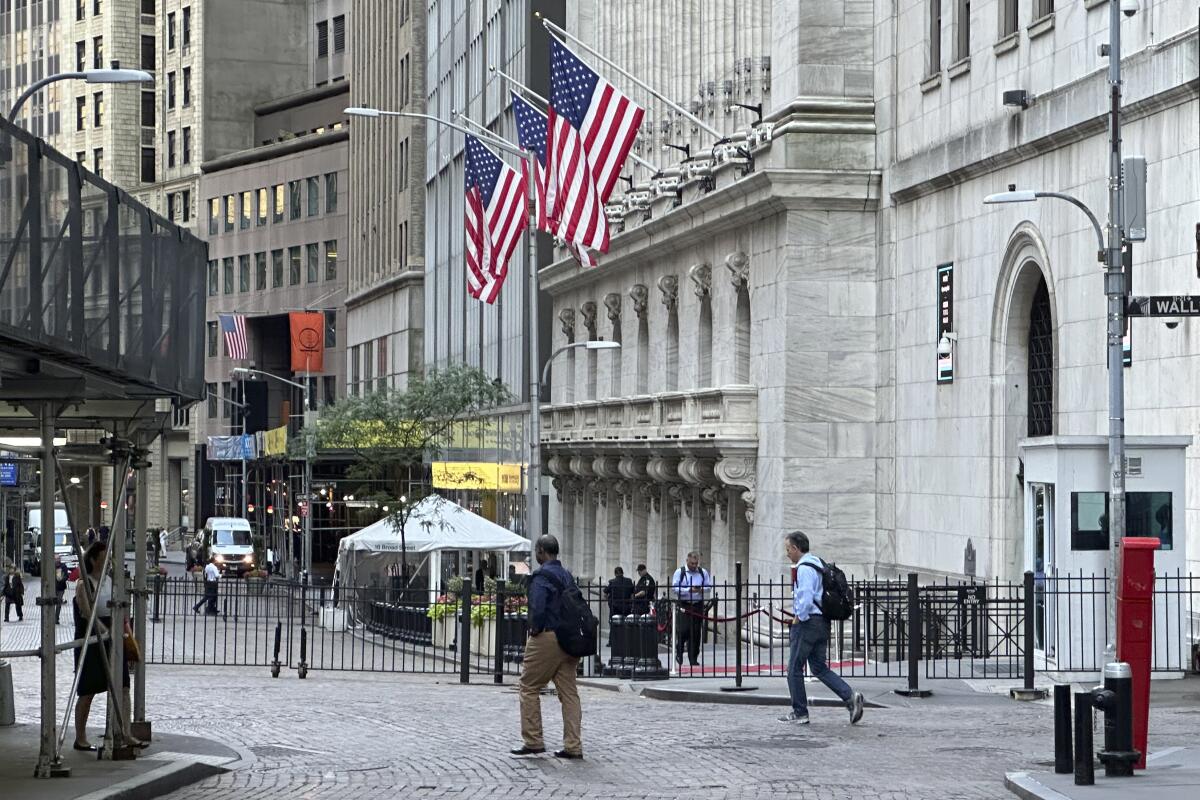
[1126,296,1200,317]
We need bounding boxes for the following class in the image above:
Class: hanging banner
[289,311,325,373]
[207,435,258,461]
[936,262,954,384]
[263,425,289,456]
[432,462,524,492]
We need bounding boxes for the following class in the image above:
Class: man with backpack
[671,552,711,669]
[780,531,864,725]
[511,534,592,760]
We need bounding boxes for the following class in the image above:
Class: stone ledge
[920,72,942,94]
[948,58,971,80]
[1028,13,1055,40]
[993,32,1020,57]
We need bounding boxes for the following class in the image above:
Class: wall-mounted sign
[0,462,17,487]
[432,462,523,492]
[937,262,954,383]
[1123,245,1133,367]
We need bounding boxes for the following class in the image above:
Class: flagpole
[450,109,523,155]
[487,66,662,175]
[524,148,542,544]
[535,13,723,140]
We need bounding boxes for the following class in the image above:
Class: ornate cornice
[657,275,679,311]
[629,284,649,319]
[558,307,575,340]
[678,456,717,486]
[688,263,712,299]
[725,251,749,287]
[714,455,756,492]
[604,292,622,324]
[580,300,598,336]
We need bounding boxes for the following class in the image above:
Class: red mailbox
[1116,536,1158,770]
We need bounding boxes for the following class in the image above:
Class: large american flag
[218,313,247,360]
[546,38,644,253]
[464,134,528,304]
[513,91,599,268]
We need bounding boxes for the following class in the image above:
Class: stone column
[640,483,661,576]
[703,486,733,584]
[615,480,634,571]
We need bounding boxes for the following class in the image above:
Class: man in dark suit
[3,567,25,621]
[632,564,656,615]
[602,567,635,618]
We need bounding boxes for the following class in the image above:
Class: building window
[92,91,103,127]
[221,382,231,418]
[1001,0,1017,37]
[142,0,155,14]
[141,90,155,127]
[954,0,970,62]
[1027,278,1053,436]
[324,241,338,281]
[665,305,679,390]
[928,0,942,75]
[697,295,712,387]
[206,321,218,357]
[362,340,374,389]
[206,382,218,418]
[349,345,360,396]
[93,36,103,69]
[167,192,177,222]
[306,243,319,283]
[167,11,175,49]
[76,0,85,22]
[75,96,85,131]
[1034,0,1053,20]
[182,127,191,164]
[223,257,234,294]
[376,337,388,393]
[316,20,328,58]
[92,148,103,178]
[140,147,155,182]
[289,246,301,285]
[271,249,284,287]
[239,254,250,292]
[76,41,86,71]
[273,184,285,222]
[255,252,267,290]
[307,176,319,216]
[209,198,219,236]
[207,260,218,296]
[257,188,268,226]
[167,130,176,167]
[289,180,301,219]
[141,34,155,69]
[167,71,176,108]
[182,189,191,222]
[93,0,101,14]
[322,376,337,407]
[241,190,252,229]
[182,67,191,106]
[333,15,345,53]
[324,310,337,348]
[325,172,337,213]
[224,194,235,231]
[182,6,191,47]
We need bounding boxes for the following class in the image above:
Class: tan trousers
[519,632,582,754]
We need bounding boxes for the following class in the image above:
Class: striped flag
[546,38,644,253]
[512,91,598,268]
[218,313,248,360]
[464,134,528,304]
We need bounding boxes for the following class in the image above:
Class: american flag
[464,134,528,304]
[546,38,644,253]
[218,313,248,360]
[512,91,598,268]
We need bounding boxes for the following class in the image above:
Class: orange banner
[289,312,325,373]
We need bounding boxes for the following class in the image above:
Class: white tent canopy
[337,495,532,556]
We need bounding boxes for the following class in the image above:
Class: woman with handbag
[72,542,140,751]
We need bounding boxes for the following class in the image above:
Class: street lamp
[8,69,153,121]
[527,340,621,540]
[232,367,312,580]
[983,190,1106,259]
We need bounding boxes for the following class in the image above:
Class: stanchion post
[1010,571,1047,700]
[1054,684,1073,774]
[895,572,931,698]
[1074,690,1095,786]
[493,580,506,685]
[720,562,756,692]
[460,583,473,684]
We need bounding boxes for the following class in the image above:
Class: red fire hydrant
[1116,536,1159,770]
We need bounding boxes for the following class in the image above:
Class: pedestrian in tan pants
[511,535,584,760]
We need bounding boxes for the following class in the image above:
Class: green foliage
[427,596,461,621]
[446,576,464,596]
[470,601,496,626]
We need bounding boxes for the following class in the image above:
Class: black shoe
[510,746,545,756]
[553,749,583,760]
[73,743,97,752]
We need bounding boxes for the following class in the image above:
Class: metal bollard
[1093,662,1139,777]
[1053,684,1073,774]
[1074,690,1094,786]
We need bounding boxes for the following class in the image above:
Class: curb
[71,758,229,800]
[1003,772,1074,800]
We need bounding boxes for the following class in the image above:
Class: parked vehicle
[24,503,78,576]
[200,517,256,576]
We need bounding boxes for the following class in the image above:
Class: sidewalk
[0,723,241,800]
[1007,746,1200,800]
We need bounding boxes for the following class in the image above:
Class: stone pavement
[1006,746,1200,800]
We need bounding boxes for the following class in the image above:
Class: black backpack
[543,570,599,658]
[802,560,854,621]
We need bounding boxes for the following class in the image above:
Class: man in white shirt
[780,530,864,725]
[193,556,221,615]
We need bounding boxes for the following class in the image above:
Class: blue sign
[0,462,17,487]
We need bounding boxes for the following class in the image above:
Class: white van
[201,517,255,576]
[25,503,78,575]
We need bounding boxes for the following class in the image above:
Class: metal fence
[139,569,1200,685]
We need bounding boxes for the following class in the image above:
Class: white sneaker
[778,712,810,724]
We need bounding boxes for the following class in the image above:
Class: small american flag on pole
[218,313,248,360]
[546,38,644,254]
[512,91,598,268]
[464,134,528,304]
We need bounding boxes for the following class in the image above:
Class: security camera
[1164,318,1181,330]
[937,333,957,357]
[1120,0,1138,17]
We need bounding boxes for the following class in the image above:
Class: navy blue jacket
[527,559,574,634]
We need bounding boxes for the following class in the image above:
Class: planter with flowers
[244,568,268,596]
[427,595,461,649]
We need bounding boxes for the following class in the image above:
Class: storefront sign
[432,462,523,492]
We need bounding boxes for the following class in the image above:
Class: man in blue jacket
[511,535,583,760]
